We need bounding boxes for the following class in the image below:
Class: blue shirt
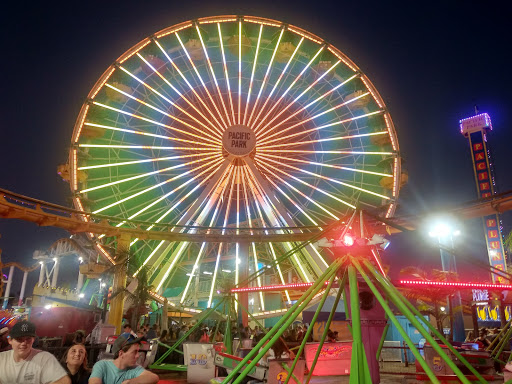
[90,360,144,384]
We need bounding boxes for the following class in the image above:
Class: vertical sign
[462,114,507,283]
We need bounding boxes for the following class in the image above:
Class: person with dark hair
[89,336,159,383]
[73,330,86,345]
[60,343,90,384]
[146,324,158,340]
[0,320,70,384]
[120,324,136,342]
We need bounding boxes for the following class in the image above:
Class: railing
[378,342,420,375]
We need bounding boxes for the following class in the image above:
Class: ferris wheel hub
[222,124,256,157]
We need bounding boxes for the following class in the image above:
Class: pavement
[153,370,507,383]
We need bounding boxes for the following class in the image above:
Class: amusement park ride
[1,14,512,383]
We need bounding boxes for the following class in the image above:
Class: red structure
[30,306,100,338]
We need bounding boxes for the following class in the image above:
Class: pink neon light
[399,280,512,290]
[231,281,330,293]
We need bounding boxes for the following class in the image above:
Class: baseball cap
[112,335,142,357]
[10,321,37,338]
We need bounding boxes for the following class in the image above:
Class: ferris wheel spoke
[258,130,389,150]
[237,21,242,124]
[242,24,263,126]
[257,91,371,145]
[181,180,228,303]
[257,153,390,200]
[90,101,221,147]
[246,28,285,127]
[250,37,305,128]
[256,153,393,178]
[175,32,229,129]
[252,42,321,133]
[207,167,237,307]
[256,74,359,140]
[92,155,224,215]
[264,177,321,226]
[119,62,223,140]
[255,60,345,135]
[242,163,324,279]
[79,151,223,194]
[79,143,220,152]
[257,159,356,210]
[103,82,221,144]
[258,110,386,147]
[256,163,341,221]
[153,39,226,134]
[241,167,297,290]
[195,25,232,126]
[217,23,236,125]
[78,147,217,171]
[258,148,394,156]
[239,167,265,306]
[181,242,208,303]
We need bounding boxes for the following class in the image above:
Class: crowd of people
[0,320,159,384]
[0,318,321,383]
[464,327,501,349]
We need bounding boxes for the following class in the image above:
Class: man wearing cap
[0,320,70,384]
[89,336,159,384]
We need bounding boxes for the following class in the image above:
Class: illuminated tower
[460,112,507,283]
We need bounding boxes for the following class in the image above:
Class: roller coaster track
[1,188,512,243]
[0,188,323,243]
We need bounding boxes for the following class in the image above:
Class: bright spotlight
[429,223,452,238]
[79,293,85,298]
[342,234,355,247]
[44,304,53,310]
[53,258,58,263]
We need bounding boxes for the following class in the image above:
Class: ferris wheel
[68,15,402,310]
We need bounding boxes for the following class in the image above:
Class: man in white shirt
[0,320,70,384]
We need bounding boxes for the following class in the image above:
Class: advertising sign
[468,129,507,283]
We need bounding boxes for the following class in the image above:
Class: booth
[304,341,352,376]
[183,342,216,383]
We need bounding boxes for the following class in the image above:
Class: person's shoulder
[31,349,57,359]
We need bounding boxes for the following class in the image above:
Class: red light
[398,280,512,290]
[230,281,331,293]
[343,234,355,247]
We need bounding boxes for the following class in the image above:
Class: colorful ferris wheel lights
[254,63,351,134]
[258,91,372,145]
[69,15,402,306]
[251,37,305,126]
[247,28,284,126]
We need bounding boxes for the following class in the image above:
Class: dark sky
[1,1,511,293]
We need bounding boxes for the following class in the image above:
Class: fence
[379,341,419,376]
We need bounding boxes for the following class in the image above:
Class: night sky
[1,1,511,295]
